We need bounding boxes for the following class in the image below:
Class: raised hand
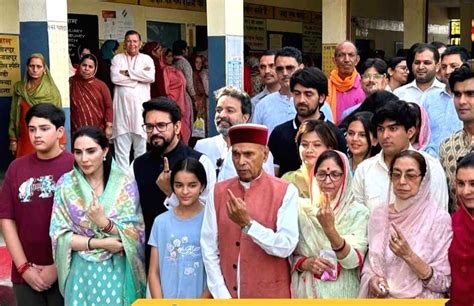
[156,157,172,196]
[226,189,251,228]
[86,191,108,228]
[389,223,414,261]
[317,193,335,231]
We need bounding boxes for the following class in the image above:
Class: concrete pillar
[403,0,427,48]
[322,0,348,76]
[19,0,70,147]
[206,0,244,136]
[460,0,473,52]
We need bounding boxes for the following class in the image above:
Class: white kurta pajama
[111,53,155,170]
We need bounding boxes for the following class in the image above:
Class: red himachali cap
[228,124,268,146]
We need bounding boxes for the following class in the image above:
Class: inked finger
[163,157,170,173]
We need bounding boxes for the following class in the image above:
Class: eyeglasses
[389,171,422,182]
[142,122,173,133]
[395,65,409,71]
[275,65,297,74]
[315,171,344,182]
[362,73,385,80]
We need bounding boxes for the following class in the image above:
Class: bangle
[332,239,346,252]
[87,237,94,251]
[17,262,31,276]
[295,257,307,273]
[105,221,114,233]
[421,266,433,282]
[100,219,114,233]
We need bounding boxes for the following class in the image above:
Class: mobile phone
[319,249,337,281]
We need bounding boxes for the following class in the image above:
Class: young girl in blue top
[148,157,211,298]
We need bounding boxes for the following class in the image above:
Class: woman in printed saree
[359,150,452,298]
[282,119,337,198]
[9,53,63,158]
[291,150,369,298]
[50,126,146,305]
[449,153,474,306]
[70,54,113,138]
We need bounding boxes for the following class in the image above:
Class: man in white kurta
[111,30,155,170]
[194,86,274,181]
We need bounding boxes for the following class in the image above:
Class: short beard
[217,126,229,136]
[297,104,319,119]
[415,72,436,84]
[149,135,172,158]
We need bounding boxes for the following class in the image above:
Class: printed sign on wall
[0,35,20,97]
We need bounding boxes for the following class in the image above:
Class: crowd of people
[0,28,473,306]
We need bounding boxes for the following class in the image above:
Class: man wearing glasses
[131,97,215,269]
[393,43,445,105]
[421,46,469,158]
[327,41,365,123]
[340,58,388,121]
[352,99,448,213]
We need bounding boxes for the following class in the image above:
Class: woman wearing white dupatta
[291,150,369,298]
[359,150,452,298]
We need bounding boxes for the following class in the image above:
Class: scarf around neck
[328,69,358,120]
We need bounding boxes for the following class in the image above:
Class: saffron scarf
[50,160,146,303]
[327,69,358,121]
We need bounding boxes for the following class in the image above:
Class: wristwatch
[241,220,253,234]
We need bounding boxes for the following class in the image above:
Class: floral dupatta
[50,160,146,303]
[291,151,369,297]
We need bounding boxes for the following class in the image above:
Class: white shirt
[393,78,445,105]
[352,146,448,212]
[200,180,299,298]
[194,134,275,181]
[110,53,155,138]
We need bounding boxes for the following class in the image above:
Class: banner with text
[0,35,20,97]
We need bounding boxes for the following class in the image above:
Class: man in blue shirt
[252,47,334,136]
[422,46,469,157]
